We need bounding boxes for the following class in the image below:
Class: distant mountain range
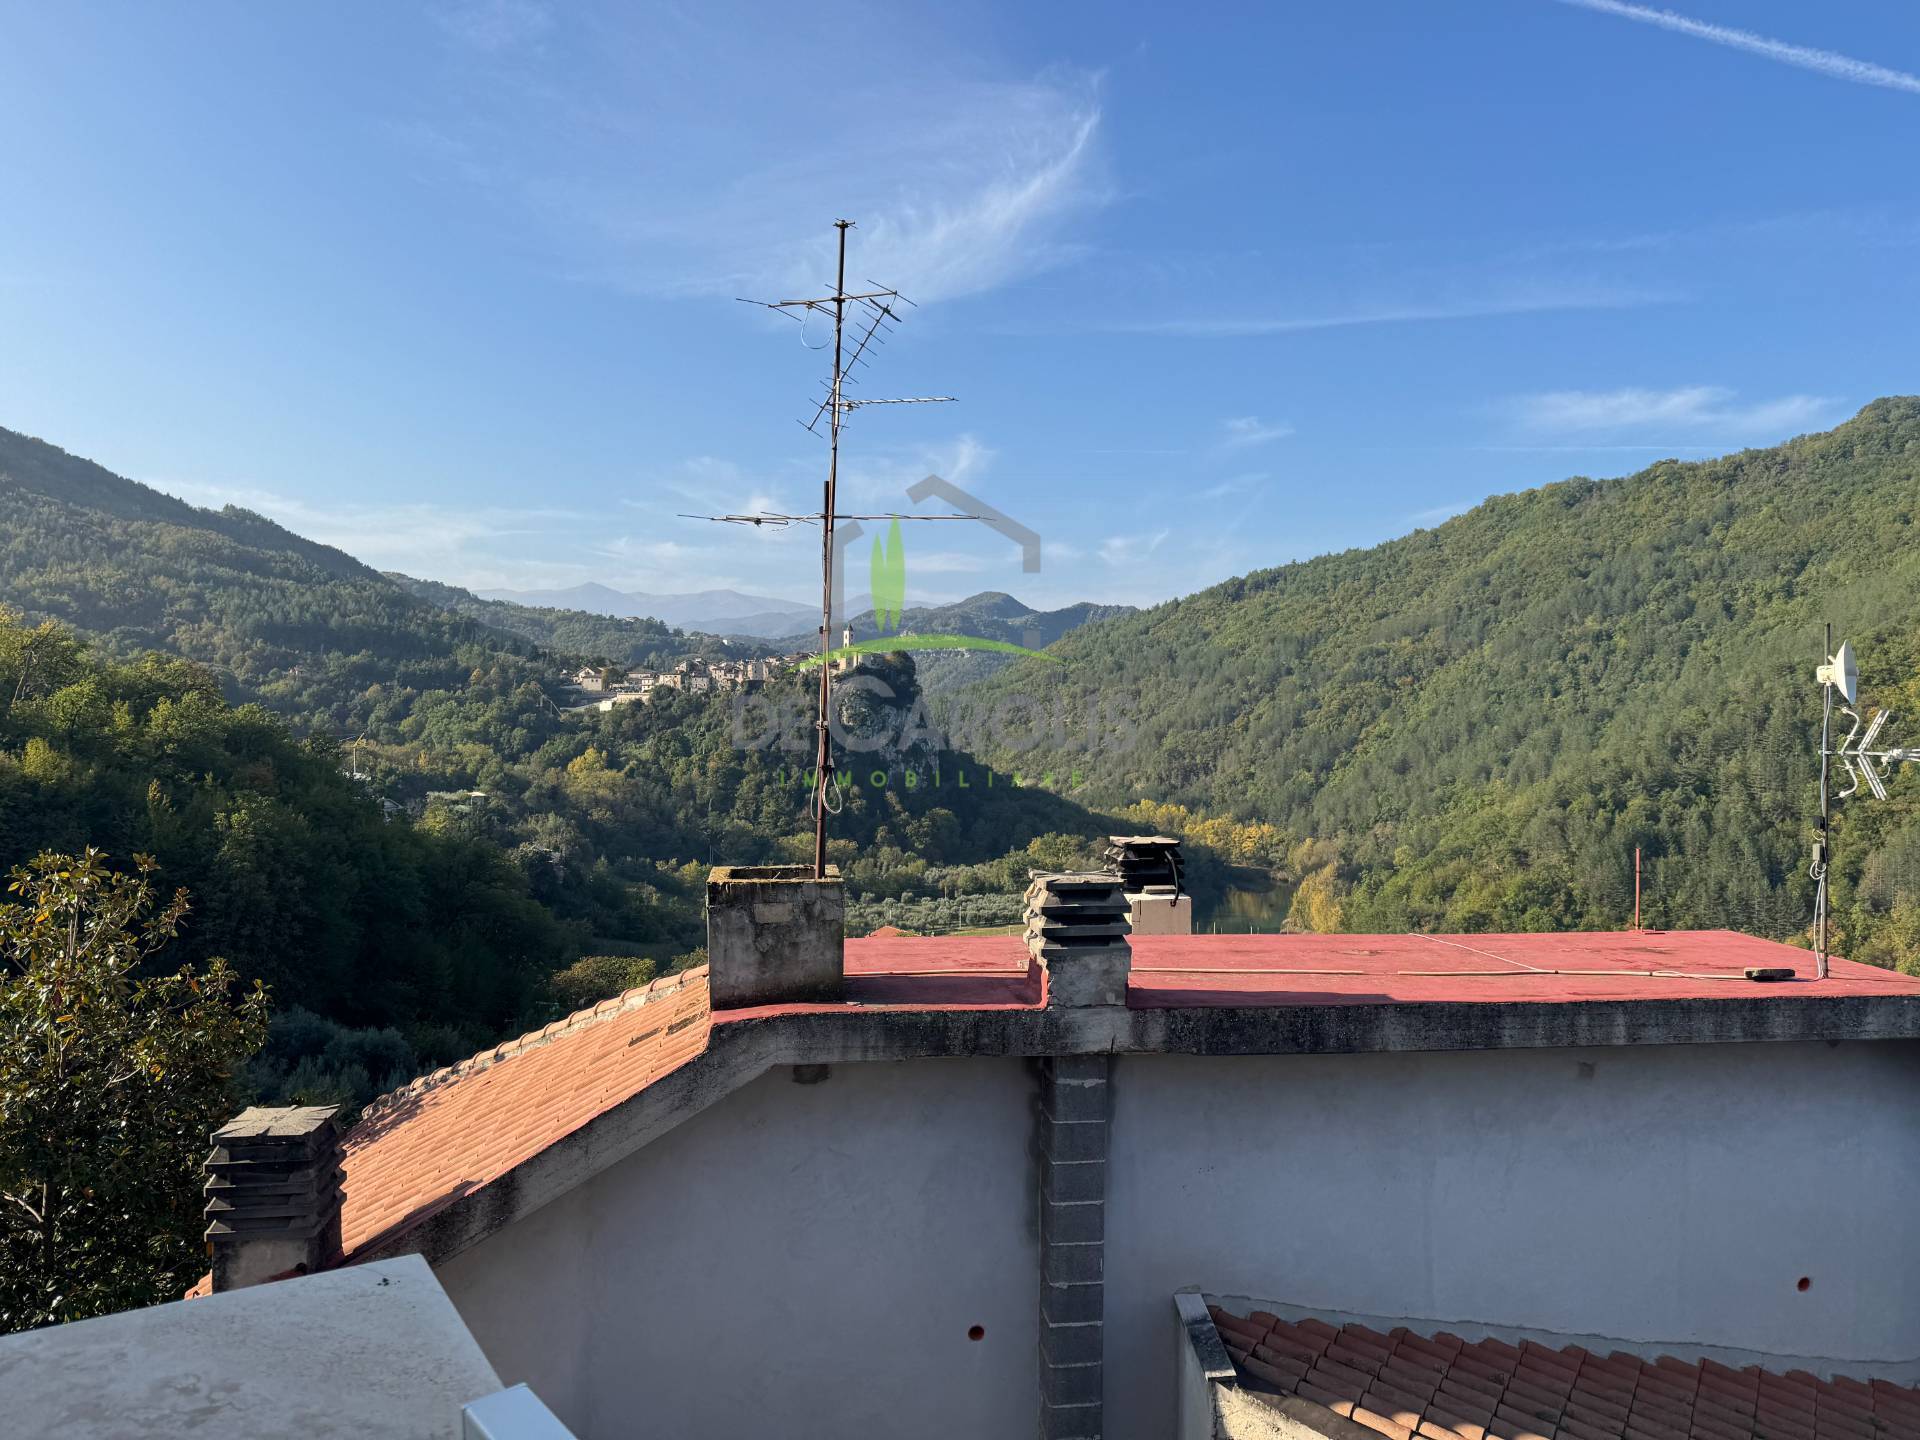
[476,583,831,638]
[474,582,1132,660]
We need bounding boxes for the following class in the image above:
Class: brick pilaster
[1036,1054,1110,1439]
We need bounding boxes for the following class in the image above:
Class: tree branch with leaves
[0,849,267,1332]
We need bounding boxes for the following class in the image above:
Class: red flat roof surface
[809,930,1920,1012]
[306,931,1913,1270]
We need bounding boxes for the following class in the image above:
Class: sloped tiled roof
[335,966,712,1260]
[1207,1306,1920,1440]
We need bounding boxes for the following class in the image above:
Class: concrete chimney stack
[1024,873,1132,1008]
[706,864,845,1008]
[204,1105,343,1293]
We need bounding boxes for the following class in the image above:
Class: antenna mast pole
[1815,621,1833,979]
[702,220,959,881]
[812,220,852,879]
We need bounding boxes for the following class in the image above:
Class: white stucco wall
[1106,1040,1920,1440]
[436,1057,1038,1440]
[435,1039,1920,1440]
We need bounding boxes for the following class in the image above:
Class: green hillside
[976,398,1920,965]
[0,425,561,727]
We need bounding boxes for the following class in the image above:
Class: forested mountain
[973,397,1920,967]
[0,425,558,728]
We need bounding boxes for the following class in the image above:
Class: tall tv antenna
[1811,626,1920,976]
[689,219,962,878]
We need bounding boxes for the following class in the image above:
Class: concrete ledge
[0,1256,498,1439]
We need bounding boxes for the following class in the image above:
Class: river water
[1193,878,1298,934]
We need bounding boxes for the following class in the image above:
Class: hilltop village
[566,627,857,710]
[567,655,787,709]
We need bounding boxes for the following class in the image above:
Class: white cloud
[1197,473,1267,501]
[153,477,820,597]
[157,479,587,575]
[436,44,1111,304]
[1098,529,1170,566]
[1218,417,1293,451]
[590,536,690,568]
[1554,1,1920,97]
[832,432,998,508]
[1514,385,1835,435]
[1110,285,1671,338]
[837,101,1105,303]
[904,550,993,575]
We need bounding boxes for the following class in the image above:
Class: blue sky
[3,1,1917,611]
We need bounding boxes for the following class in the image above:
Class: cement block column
[1036,1053,1111,1439]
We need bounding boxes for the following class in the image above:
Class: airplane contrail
[1554,0,1920,97]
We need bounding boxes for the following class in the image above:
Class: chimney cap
[213,1106,340,1144]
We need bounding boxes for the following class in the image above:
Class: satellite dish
[1817,640,1858,703]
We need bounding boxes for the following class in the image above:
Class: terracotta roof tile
[334,967,712,1260]
[1208,1308,1920,1440]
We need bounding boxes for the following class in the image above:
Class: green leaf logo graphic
[871,516,906,632]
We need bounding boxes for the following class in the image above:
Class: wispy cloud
[1197,472,1266,501]
[906,551,993,575]
[1218,417,1293,451]
[1098,529,1170,566]
[1514,385,1835,435]
[157,478,592,583]
[154,477,816,596]
[420,20,1112,306]
[838,102,1105,304]
[1553,1,1920,96]
[1473,442,1720,454]
[433,0,552,54]
[1108,285,1673,338]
